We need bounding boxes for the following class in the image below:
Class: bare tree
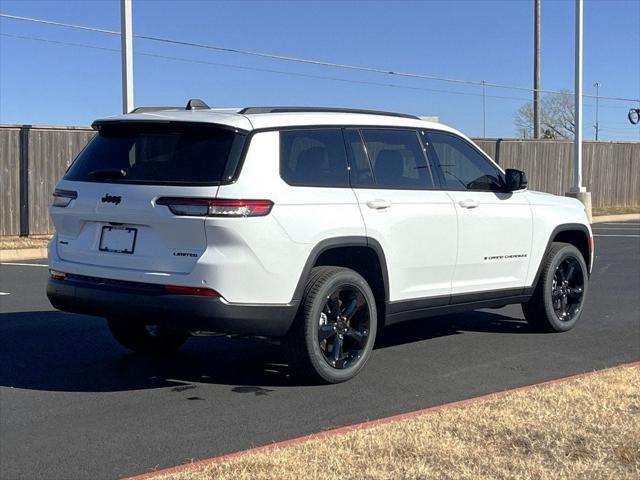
[514,91,575,139]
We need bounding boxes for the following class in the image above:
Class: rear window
[360,129,435,189]
[64,123,246,185]
[280,129,349,187]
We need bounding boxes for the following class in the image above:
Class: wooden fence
[1,125,94,236]
[474,139,640,209]
[0,125,638,236]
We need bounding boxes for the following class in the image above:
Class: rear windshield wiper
[88,168,127,179]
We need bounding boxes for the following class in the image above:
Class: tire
[522,242,588,332]
[107,317,189,354]
[286,266,378,384]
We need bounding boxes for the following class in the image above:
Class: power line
[1,12,638,103]
[0,33,534,103]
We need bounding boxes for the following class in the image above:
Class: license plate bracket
[99,226,137,254]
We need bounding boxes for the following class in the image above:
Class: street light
[121,0,134,113]
[567,0,591,223]
[593,81,601,141]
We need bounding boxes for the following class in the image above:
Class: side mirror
[504,169,528,192]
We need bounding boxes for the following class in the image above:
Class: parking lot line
[0,262,48,267]
[592,227,640,231]
[598,223,640,226]
[593,234,640,238]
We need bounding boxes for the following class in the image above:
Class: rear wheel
[107,317,189,354]
[522,242,588,332]
[286,266,377,384]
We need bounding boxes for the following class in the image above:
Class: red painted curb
[123,361,640,480]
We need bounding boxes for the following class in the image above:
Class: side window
[280,129,349,187]
[344,129,374,187]
[360,129,435,189]
[427,132,503,191]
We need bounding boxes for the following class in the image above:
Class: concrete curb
[0,248,48,262]
[122,361,640,480]
[591,213,640,223]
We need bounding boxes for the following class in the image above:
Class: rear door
[50,121,247,274]
[347,128,457,303]
[425,130,533,295]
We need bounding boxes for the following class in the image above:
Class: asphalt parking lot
[1,221,638,480]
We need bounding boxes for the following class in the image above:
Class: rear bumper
[46,275,297,337]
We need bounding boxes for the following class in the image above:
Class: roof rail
[129,99,211,114]
[238,106,420,120]
[130,106,181,113]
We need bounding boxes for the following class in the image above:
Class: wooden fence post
[18,126,30,237]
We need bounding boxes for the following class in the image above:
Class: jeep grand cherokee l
[47,101,593,383]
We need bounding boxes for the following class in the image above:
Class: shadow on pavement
[0,308,533,393]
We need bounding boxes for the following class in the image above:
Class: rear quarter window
[279,129,349,187]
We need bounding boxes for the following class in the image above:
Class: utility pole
[121,0,134,113]
[593,81,601,141]
[482,80,486,137]
[567,0,592,222]
[533,0,541,138]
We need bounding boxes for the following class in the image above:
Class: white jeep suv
[47,100,593,383]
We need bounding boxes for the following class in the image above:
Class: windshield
[64,122,246,185]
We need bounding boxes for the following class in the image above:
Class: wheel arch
[291,236,389,320]
[529,223,592,292]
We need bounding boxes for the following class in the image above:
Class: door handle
[458,199,479,209]
[366,199,391,210]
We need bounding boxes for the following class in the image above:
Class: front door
[425,130,533,296]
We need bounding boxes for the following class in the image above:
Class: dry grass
[153,365,640,480]
[593,206,640,216]
[0,235,51,250]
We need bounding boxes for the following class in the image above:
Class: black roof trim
[238,106,420,120]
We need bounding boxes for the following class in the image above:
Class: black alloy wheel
[286,266,378,384]
[551,256,585,322]
[522,242,589,332]
[317,286,371,369]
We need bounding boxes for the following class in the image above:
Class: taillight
[52,189,77,207]
[156,198,273,217]
[164,285,220,297]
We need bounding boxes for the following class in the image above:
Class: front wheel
[286,266,378,384]
[107,317,189,354]
[522,242,588,332]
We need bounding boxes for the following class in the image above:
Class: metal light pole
[567,0,592,223]
[593,81,601,141]
[121,0,134,113]
[572,0,584,193]
[533,0,541,138]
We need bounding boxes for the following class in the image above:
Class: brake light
[164,285,220,297]
[156,198,273,217]
[52,189,77,207]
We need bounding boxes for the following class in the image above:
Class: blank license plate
[99,226,137,254]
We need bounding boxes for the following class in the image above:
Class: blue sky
[1,0,638,140]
